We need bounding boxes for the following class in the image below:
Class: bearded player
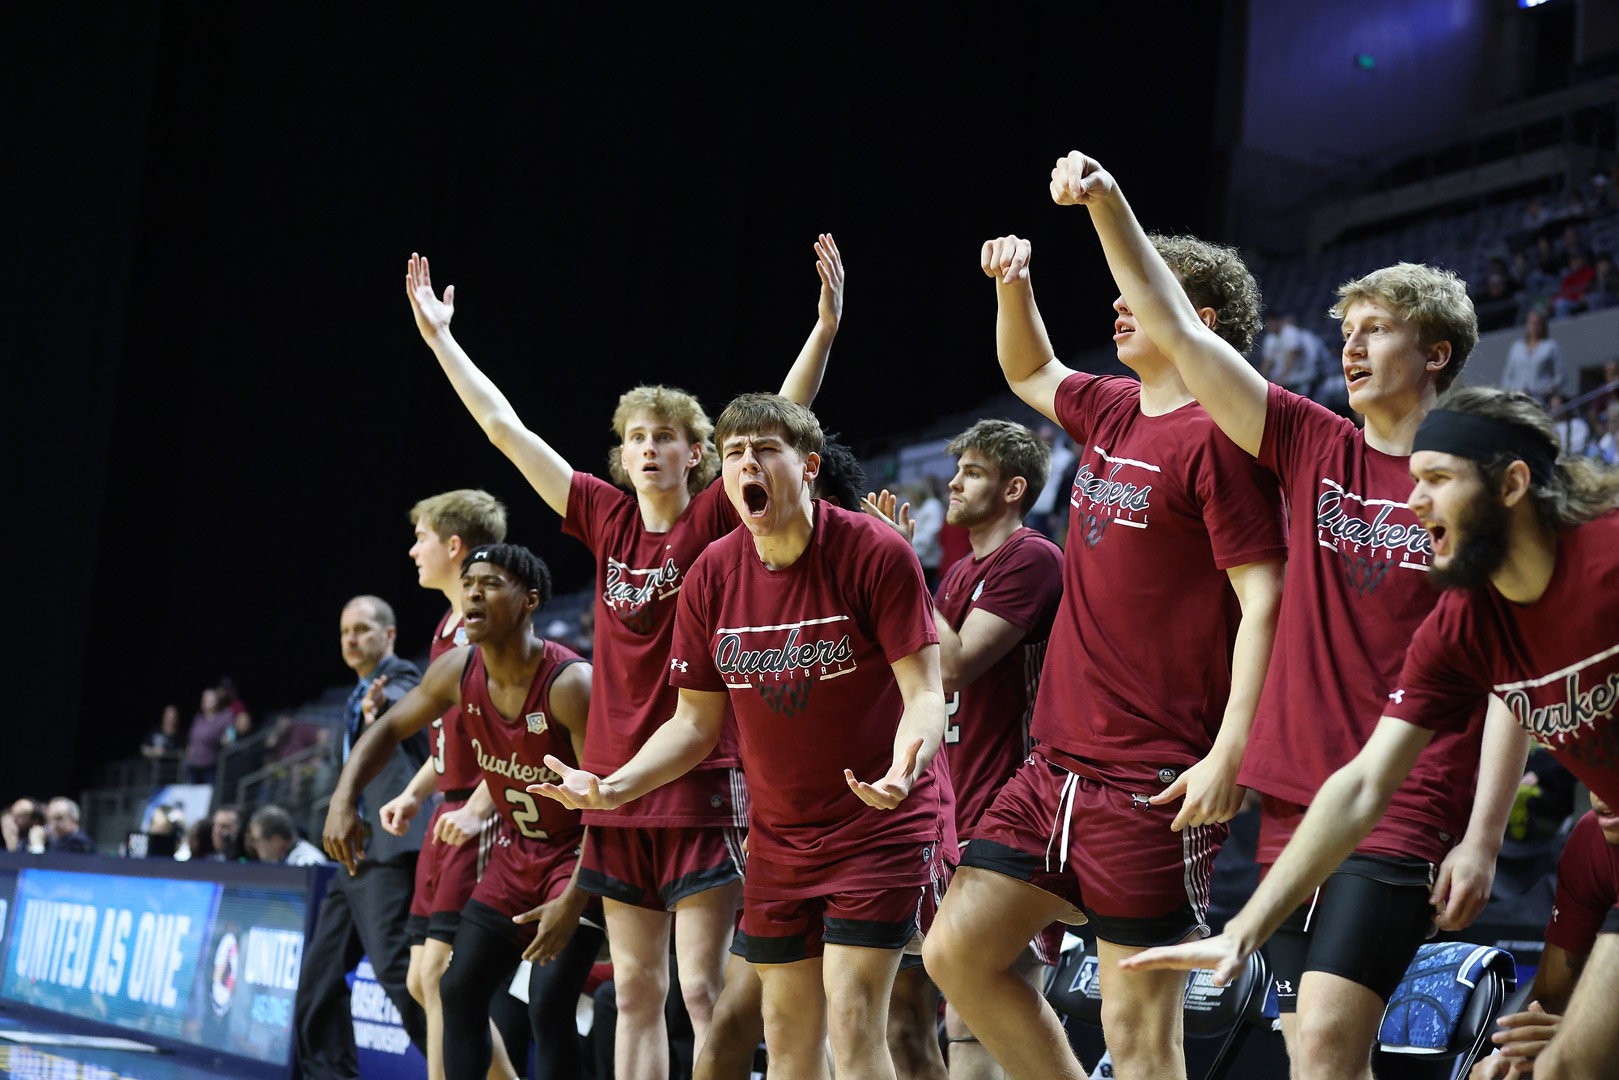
[326,544,603,1080]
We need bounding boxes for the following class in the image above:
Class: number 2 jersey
[457,639,587,848]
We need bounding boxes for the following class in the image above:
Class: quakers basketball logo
[211,932,239,1017]
[603,556,684,635]
[1313,480,1431,597]
[1070,449,1155,548]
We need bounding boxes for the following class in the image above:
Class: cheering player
[535,393,950,1080]
[325,543,603,1080]
[405,238,843,1080]
[1128,387,1619,1079]
[1050,148,1531,1080]
[920,228,1286,1080]
[377,489,512,1080]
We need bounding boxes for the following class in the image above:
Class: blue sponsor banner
[0,869,220,1041]
[349,957,426,1080]
[184,887,307,1065]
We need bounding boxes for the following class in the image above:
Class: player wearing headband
[1127,387,1619,1079]
[378,489,513,1080]
[535,394,952,1080]
[1049,149,1530,1080]
[404,239,844,1080]
[925,224,1286,1080]
[325,544,603,1080]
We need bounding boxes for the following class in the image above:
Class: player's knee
[1293,1009,1369,1079]
[886,999,937,1073]
[1099,996,1179,1067]
[678,970,723,1025]
[922,922,975,996]
[826,984,885,1051]
[405,963,425,1007]
[613,961,671,1021]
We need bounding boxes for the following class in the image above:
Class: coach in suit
[295,594,431,1078]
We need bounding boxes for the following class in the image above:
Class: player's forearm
[932,612,966,697]
[465,779,496,820]
[994,279,1060,387]
[1214,568,1283,756]
[895,689,948,778]
[397,757,439,803]
[1536,935,1619,1078]
[603,712,720,805]
[1224,760,1393,951]
[777,319,836,407]
[1459,698,1532,859]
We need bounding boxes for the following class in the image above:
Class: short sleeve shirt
[668,502,946,868]
[429,608,482,792]
[564,471,743,826]
[1385,512,1619,810]
[934,527,1063,834]
[1544,811,1619,957]
[1031,373,1287,788]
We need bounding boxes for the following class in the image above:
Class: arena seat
[1370,941,1518,1080]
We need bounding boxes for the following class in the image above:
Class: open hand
[860,489,914,541]
[378,792,420,836]
[981,235,1033,284]
[360,676,389,726]
[846,738,923,810]
[528,756,621,811]
[515,892,587,965]
[814,233,845,332]
[1049,150,1116,207]
[406,253,455,340]
[1487,1001,1560,1074]
[322,800,366,875]
[434,805,485,846]
[1119,931,1248,987]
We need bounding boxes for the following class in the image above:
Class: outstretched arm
[847,644,947,809]
[1431,696,1531,930]
[777,234,845,406]
[1122,716,1436,983]
[981,236,1074,424]
[529,688,728,810]
[1050,151,1269,457]
[405,254,575,515]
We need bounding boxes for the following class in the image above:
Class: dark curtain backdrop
[1,4,1227,797]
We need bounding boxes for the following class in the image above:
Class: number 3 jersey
[458,640,587,848]
[429,608,483,793]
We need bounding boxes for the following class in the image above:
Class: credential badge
[526,712,547,734]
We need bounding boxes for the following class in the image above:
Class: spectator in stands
[1548,392,1591,455]
[176,817,212,861]
[140,705,182,759]
[1558,224,1587,265]
[217,676,247,719]
[1473,271,1520,333]
[1500,309,1565,401]
[184,687,233,784]
[1510,251,1532,293]
[1470,792,1619,1079]
[45,798,94,853]
[1259,310,1301,383]
[209,804,242,861]
[1586,252,1618,311]
[148,804,183,838]
[1534,234,1560,279]
[248,804,328,866]
[1589,405,1619,465]
[1553,250,1596,318]
[909,476,946,585]
[1521,198,1548,230]
[3,798,45,852]
[1026,425,1074,538]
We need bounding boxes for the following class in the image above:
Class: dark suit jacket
[342,653,431,865]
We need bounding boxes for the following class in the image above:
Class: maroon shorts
[462,825,595,948]
[741,842,943,965]
[407,799,494,945]
[578,824,744,911]
[1258,794,1453,866]
[964,750,1226,949]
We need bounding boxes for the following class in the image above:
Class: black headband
[464,547,540,592]
[1412,409,1557,485]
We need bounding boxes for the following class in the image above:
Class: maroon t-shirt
[1242,385,1486,865]
[1032,373,1287,788]
[935,526,1063,836]
[1386,512,1619,810]
[564,471,743,827]
[668,502,947,873]
[429,608,482,793]
[1545,811,1619,957]
[458,641,587,848]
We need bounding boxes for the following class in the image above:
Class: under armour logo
[1276,980,1294,995]
[1388,689,1405,704]
[1552,905,1560,922]
[671,659,689,673]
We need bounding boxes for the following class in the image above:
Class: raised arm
[405,254,575,515]
[981,235,1074,424]
[777,234,845,406]
[1050,151,1270,457]
[1123,715,1436,983]
[847,644,947,809]
[529,688,728,811]
[324,648,464,872]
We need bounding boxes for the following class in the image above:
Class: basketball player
[923,229,1287,1080]
[1047,148,1531,1080]
[1127,386,1619,1080]
[864,419,1063,1080]
[325,543,604,1080]
[404,237,844,1080]
[377,488,513,1080]
[534,393,951,1080]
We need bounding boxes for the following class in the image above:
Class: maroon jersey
[1241,386,1486,863]
[1032,373,1287,788]
[564,472,743,827]
[1544,811,1619,957]
[428,608,483,792]
[1386,512,1619,809]
[458,640,587,848]
[934,526,1063,835]
[668,502,947,870]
